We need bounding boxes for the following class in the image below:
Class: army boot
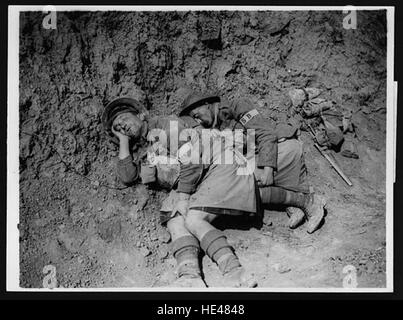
[286,206,306,229]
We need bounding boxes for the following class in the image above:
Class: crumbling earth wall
[18,10,387,287]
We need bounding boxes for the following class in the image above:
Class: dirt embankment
[19,10,387,288]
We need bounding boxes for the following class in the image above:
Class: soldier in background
[177,92,326,233]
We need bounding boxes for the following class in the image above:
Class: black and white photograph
[7,5,395,292]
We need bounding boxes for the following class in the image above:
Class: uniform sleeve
[176,117,205,194]
[116,155,139,185]
[231,99,278,169]
[177,163,204,194]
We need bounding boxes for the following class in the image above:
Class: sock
[268,187,287,204]
[261,187,311,209]
[268,187,310,209]
[285,191,311,209]
[200,229,241,274]
[175,246,199,264]
[172,235,200,277]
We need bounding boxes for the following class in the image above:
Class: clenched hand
[255,166,274,187]
[171,193,190,218]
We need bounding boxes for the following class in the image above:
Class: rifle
[305,122,353,187]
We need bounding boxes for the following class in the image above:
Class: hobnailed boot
[218,254,258,288]
[200,229,258,288]
[170,259,207,288]
[302,193,326,234]
[286,207,306,229]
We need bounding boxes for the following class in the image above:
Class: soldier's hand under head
[111,125,130,142]
[112,112,143,139]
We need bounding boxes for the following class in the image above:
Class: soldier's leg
[269,139,325,232]
[166,215,206,287]
[274,138,309,193]
[260,186,326,233]
[185,209,257,287]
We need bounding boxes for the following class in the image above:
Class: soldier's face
[113,112,143,138]
[189,103,214,127]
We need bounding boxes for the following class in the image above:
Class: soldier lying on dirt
[159,126,326,288]
[178,91,327,231]
[103,98,182,189]
[103,97,326,288]
[108,112,259,287]
[104,98,257,287]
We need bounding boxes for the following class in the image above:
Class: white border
[9,5,393,11]
[7,5,395,293]
[385,7,395,293]
[7,5,20,293]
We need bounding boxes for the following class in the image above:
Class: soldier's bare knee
[184,210,206,233]
[167,215,189,239]
[184,216,200,234]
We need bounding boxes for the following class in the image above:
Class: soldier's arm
[171,119,205,217]
[177,128,205,194]
[177,163,204,194]
[115,134,139,185]
[116,155,139,185]
[175,116,206,194]
[230,98,278,169]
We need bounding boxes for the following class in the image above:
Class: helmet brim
[179,95,220,117]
